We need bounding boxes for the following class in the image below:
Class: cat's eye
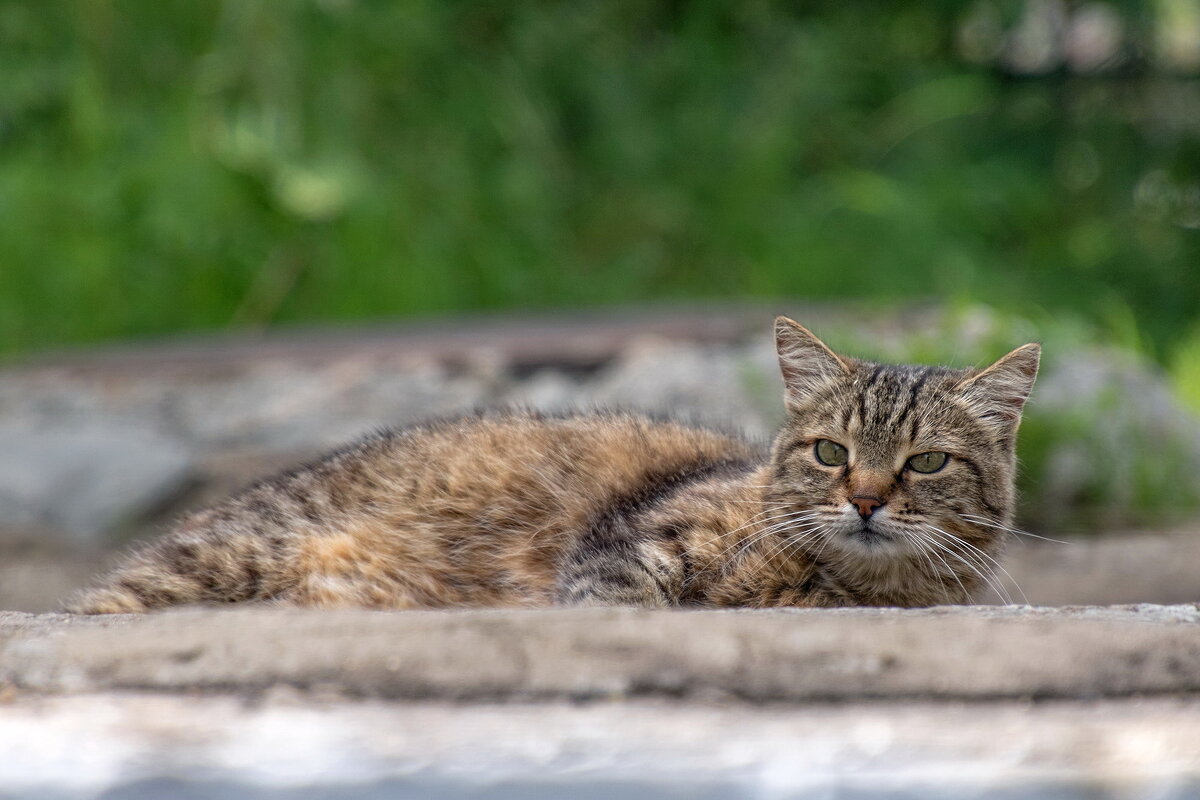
[907,451,949,473]
[814,439,849,467]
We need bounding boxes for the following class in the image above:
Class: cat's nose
[850,496,884,518]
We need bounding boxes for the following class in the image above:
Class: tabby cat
[66,317,1040,613]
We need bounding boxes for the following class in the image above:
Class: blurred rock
[589,338,777,439]
[0,423,192,542]
[501,369,585,414]
[171,360,490,451]
[6,605,1200,700]
[6,605,1200,798]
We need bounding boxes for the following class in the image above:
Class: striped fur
[65,318,1039,613]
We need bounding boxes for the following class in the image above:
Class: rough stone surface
[2,694,1199,799]
[2,603,1200,798]
[3,605,1199,702]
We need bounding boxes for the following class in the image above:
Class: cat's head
[767,317,1039,594]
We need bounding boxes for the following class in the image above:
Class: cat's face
[767,318,1040,586]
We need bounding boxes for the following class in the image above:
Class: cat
[65,317,1040,613]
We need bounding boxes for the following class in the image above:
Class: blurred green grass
[0,1,1197,393]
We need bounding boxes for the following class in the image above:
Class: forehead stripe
[899,371,932,439]
[857,364,885,427]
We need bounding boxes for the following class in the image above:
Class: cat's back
[70,410,762,614]
[187,411,761,608]
[335,410,761,524]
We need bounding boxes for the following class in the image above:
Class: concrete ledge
[3,604,1199,701]
[3,694,1200,799]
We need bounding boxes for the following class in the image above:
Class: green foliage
[0,1,1198,362]
[1171,323,1200,414]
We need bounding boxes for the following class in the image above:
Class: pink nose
[850,496,884,518]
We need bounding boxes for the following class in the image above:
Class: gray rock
[2,693,1199,800]
[589,338,777,439]
[170,360,493,452]
[5,604,1200,701]
[4,605,1200,799]
[500,369,586,414]
[0,423,193,542]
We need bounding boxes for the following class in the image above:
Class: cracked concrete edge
[2,604,1199,702]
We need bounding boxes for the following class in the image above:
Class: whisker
[681,517,824,592]
[896,529,953,605]
[757,524,830,564]
[715,509,821,540]
[905,527,972,602]
[696,513,824,571]
[808,521,841,563]
[924,523,1027,604]
[702,512,815,549]
[919,528,1012,605]
[725,518,823,562]
[913,525,1007,604]
[959,514,1072,545]
[921,525,1021,605]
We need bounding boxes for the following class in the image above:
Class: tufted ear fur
[955,343,1041,433]
[775,317,851,406]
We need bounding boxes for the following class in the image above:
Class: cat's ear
[775,316,851,404]
[955,343,1041,431]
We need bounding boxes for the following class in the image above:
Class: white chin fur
[826,507,912,558]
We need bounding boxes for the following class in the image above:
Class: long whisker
[709,505,798,532]
[905,527,972,602]
[896,529,952,605]
[919,528,1011,605]
[807,520,843,564]
[959,514,1072,545]
[924,523,1027,604]
[724,516,823,562]
[695,512,824,572]
[921,525,1020,605]
[701,510,817,552]
[680,517,824,592]
[714,509,821,541]
[757,524,830,564]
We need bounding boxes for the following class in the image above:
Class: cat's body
[67,319,1040,614]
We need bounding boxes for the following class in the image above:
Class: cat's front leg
[554,515,676,608]
[555,557,673,607]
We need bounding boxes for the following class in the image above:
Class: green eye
[907,452,948,474]
[814,439,849,467]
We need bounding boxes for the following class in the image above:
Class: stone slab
[3,605,1199,702]
[1,693,1198,799]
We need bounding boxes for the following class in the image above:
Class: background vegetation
[2,1,1197,365]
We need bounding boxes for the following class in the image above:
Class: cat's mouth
[825,511,910,558]
[847,521,893,546]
